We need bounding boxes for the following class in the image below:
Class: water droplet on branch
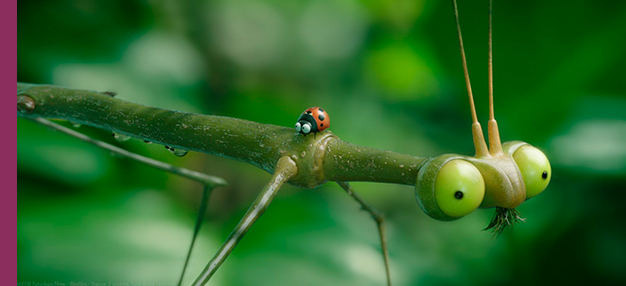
[17,95,36,114]
[112,132,131,142]
[165,146,189,157]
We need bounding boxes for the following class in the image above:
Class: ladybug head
[295,113,318,134]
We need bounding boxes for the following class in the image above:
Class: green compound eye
[513,145,551,199]
[434,160,485,218]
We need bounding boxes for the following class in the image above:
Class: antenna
[487,0,503,155]
[452,0,489,157]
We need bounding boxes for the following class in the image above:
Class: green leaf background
[18,0,626,285]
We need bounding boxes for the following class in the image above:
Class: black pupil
[454,191,463,199]
[542,171,548,179]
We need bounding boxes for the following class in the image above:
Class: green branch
[17,82,427,188]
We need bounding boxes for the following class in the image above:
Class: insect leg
[192,156,298,286]
[177,185,212,286]
[28,117,227,187]
[337,182,392,286]
[28,118,227,285]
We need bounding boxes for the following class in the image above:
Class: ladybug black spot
[306,111,312,114]
[318,114,325,121]
[318,108,324,112]
[320,123,324,127]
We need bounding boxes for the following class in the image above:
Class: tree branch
[17,82,427,188]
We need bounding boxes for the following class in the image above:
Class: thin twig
[28,117,227,188]
[338,182,392,286]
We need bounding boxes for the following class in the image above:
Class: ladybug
[295,107,330,135]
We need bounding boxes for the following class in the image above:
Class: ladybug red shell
[295,107,330,135]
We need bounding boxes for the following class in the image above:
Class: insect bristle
[484,207,526,238]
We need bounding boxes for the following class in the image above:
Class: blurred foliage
[17,0,626,285]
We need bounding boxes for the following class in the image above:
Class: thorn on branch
[101,91,117,97]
